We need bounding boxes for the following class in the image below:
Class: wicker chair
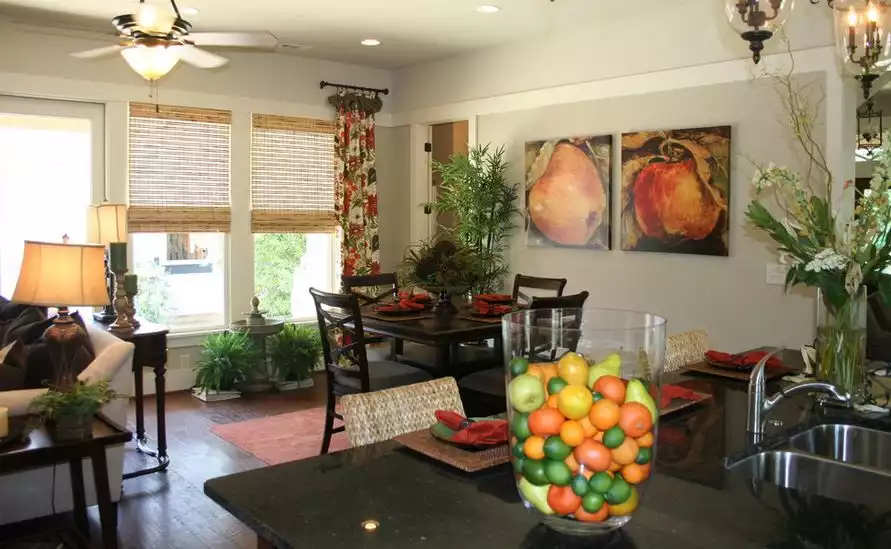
[340,377,465,448]
[665,330,710,373]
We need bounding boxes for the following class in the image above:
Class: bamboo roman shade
[251,114,337,233]
[128,102,232,232]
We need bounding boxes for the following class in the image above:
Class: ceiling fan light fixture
[121,45,180,80]
[134,1,176,34]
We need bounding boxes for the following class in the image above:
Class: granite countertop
[204,376,891,549]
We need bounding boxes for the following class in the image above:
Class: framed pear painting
[621,126,731,256]
[525,135,612,250]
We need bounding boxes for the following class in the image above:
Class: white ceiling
[0,0,636,68]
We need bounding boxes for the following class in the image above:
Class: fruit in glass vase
[509,374,547,413]
[557,352,590,386]
[557,385,594,420]
[625,379,658,423]
[528,143,606,246]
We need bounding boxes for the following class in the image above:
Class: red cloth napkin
[705,350,783,369]
[435,411,508,446]
[660,384,701,408]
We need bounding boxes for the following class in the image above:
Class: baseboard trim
[138,368,196,395]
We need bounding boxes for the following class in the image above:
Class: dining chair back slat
[342,273,399,305]
[512,274,568,306]
[311,288,373,393]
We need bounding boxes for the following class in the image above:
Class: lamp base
[92,305,117,324]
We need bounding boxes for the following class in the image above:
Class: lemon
[557,385,594,420]
[607,486,639,516]
[557,352,590,386]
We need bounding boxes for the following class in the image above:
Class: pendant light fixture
[834,1,890,100]
[857,99,884,155]
[726,0,795,63]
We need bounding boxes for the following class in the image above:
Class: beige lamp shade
[12,241,110,307]
[87,203,128,245]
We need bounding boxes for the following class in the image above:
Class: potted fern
[270,323,322,391]
[192,332,260,402]
[30,380,117,441]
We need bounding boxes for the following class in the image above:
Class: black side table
[101,319,171,479]
[0,415,131,549]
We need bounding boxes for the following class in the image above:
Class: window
[251,114,338,319]
[0,97,103,302]
[128,103,232,331]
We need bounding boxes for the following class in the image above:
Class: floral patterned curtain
[331,90,382,278]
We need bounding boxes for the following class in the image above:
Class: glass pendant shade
[121,45,180,80]
[833,0,891,80]
[725,0,795,63]
[134,2,176,35]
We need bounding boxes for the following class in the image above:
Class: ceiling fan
[70,0,279,81]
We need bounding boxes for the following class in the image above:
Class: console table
[96,320,170,479]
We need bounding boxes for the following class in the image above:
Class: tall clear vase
[816,287,868,402]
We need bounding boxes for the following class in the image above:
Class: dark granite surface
[204,375,891,549]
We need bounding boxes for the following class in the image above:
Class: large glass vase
[503,308,666,535]
[816,287,867,400]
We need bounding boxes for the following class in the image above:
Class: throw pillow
[0,340,26,391]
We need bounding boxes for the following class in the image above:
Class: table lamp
[12,240,110,389]
[86,202,128,324]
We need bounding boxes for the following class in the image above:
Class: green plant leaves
[194,332,261,391]
[269,323,322,382]
[30,380,116,420]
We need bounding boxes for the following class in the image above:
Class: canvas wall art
[620,126,731,256]
[525,135,612,250]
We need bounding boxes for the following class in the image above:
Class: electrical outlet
[766,263,788,286]
[180,355,190,369]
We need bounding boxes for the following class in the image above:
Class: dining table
[204,369,891,549]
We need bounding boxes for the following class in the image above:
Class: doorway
[429,120,469,238]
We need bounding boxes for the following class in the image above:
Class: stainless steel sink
[786,424,891,471]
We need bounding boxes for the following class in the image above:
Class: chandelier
[725,1,795,63]
[858,99,883,155]
[833,1,890,99]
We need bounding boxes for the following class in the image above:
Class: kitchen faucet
[747,348,851,442]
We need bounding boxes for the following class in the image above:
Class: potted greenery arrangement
[402,238,482,313]
[192,332,260,402]
[30,380,117,441]
[427,144,519,293]
[270,323,322,391]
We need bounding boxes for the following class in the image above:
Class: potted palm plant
[270,323,322,391]
[30,380,117,441]
[192,332,260,402]
[428,144,519,293]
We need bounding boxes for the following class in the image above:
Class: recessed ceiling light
[361,39,381,46]
[476,5,501,14]
[180,6,200,16]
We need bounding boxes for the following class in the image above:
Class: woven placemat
[458,314,504,324]
[364,312,433,322]
[395,429,510,472]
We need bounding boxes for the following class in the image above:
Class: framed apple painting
[524,135,612,250]
[620,126,731,256]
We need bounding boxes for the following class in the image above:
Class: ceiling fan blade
[71,44,125,59]
[174,46,229,69]
[187,32,279,50]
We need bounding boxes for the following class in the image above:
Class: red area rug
[211,406,350,465]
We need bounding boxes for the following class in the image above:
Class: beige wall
[478,75,823,353]
[376,125,412,272]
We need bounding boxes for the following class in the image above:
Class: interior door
[430,120,469,239]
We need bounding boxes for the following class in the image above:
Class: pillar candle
[109,242,128,272]
[124,274,138,295]
[0,407,8,438]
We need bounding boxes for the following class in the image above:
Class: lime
[636,447,652,465]
[512,413,532,441]
[581,491,605,513]
[513,456,526,474]
[588,472,613,494]
[602,426,626,449]
[513,441,526,459]
[523,459,549,486]
[510,357,530,376]
[547,376,569,395]
[571,475,589,497]
[592,391,604,402]
[606,476,632,505]
[544,459,572,486]
[543,436,572,461]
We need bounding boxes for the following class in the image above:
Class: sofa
[0,323,134,525]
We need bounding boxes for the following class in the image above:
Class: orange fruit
[639,463,652,480]
[547,394,560,409]
[528,408,565,436]
[547,485,582,516]
[594,431,604,442]
[635,432,654,448]
[593,375,627,405]
[578,416,598,438]
[611,437,639,466]
[539,363,559,387]
[579,468,594,480]
[618,402,653,438]
[589,399,620,431]
[608,461,622,472]
[564,453,580,473]
[526,364,544,382]
[523,436,546,460]
[573,440,612,472]
[621,463,646,484]
[575,503,609,522]
[560,420,586,447]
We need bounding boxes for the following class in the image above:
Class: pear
[587,353,622,388]
[518,477,554,515]
[625,379,659,422]
[528,143,606,246]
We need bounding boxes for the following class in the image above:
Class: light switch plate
[766,263,788,286]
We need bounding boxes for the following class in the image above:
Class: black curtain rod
[320,81,389,95]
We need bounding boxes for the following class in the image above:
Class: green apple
[518,477,554,515]
[625,378,659,422]
[509,374,547,413]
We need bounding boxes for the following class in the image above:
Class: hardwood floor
[109,373,326,549]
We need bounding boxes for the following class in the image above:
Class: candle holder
[109,268,133,333]
[126,292,141,329]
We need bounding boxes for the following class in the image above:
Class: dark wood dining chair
[512,274,568,306]
[311,288,432,455]
[457,291,590,417]
[342,272,400,355]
